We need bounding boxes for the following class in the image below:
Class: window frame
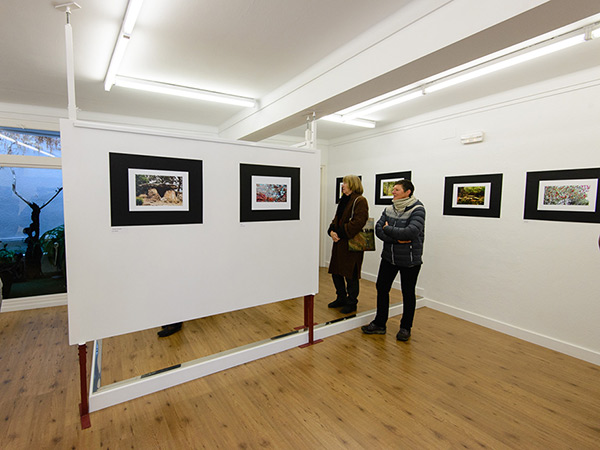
[0,127,66,309]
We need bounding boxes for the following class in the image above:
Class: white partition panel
[61,120,320,344]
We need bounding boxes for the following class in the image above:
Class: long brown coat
[328,193,369,279]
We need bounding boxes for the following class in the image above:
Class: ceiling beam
[219,0,600,142]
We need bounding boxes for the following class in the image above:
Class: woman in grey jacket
[362,179,425,341]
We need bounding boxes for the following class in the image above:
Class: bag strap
[350,197,359,220]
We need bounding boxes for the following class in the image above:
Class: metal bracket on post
[304,112,317,149]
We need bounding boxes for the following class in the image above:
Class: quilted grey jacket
[375,200,425,267]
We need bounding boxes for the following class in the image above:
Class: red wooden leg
[78,343,91,429]
[300,294,323,347]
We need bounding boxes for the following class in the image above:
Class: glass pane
[0,127,61,158]
[0,166,66,299]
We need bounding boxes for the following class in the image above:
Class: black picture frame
[374,171,412,205]
[443,173,503,218]
[335,175,362,203]
[240,163,300,222]
[109,153,203,227]
[524,167,600,223]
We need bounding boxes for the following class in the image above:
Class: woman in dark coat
[327,174,369,314]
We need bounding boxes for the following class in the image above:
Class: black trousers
[374,259,421,330]
[331,265,360,305]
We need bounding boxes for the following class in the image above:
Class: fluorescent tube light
[104,0,144,91]
[333,20,598,123]
[0,133,16,143]
[344,90,424,119]
[320,115,376,128]
[425,34,586,94]
[122,0,144,35]
[104,35,131,91]
[114,76,256,107]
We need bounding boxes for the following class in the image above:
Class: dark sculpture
[11,170,63,278]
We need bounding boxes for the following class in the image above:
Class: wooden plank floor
[1,267,599,449]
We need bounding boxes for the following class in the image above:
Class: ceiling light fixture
[114,76,256,107]
[424,33,586,94]
[336,21,599,122]
[320,114,376,128]
[104,0,145,91]
[343,90,424,120]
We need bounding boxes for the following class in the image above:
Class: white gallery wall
[323,66,600,364]
[61,120,320,344]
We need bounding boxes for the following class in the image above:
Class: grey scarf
[393,196,417,213]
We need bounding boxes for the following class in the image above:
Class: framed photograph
[128,168,189,212]
[374,171,412,205]
[109,153,203,226]
[443,173,503,218]
[335,175,362,203]
[452,182,492,209]
[524,167,600,223]
[240,163,300,222]
[251,175,291,210]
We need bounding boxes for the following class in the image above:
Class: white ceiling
[1,0,599,142]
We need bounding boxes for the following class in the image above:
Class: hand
[397,240,411,244]
[330,231,340,242]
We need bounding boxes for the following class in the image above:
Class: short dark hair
[395,179,414,197]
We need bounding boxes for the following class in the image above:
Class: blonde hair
[343,174,364,195]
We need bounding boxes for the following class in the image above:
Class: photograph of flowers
[443,173,503,218]
[524,167,600,223]
[109,153,203,227]
[374,171,412,205]
[251,175,291,211]
[240,163,300,222]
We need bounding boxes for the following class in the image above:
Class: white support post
[56,3,80,120]
[65,18,77,120]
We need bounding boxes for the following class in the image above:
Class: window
[0,127,61,158]
[0,128,65,300]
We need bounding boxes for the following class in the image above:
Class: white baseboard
[0,293,67,312]
[361,267,598,365]
[89,330,310,412]
[89,301,421,412]
[423,297,600,366]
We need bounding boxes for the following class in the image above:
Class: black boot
[328,298,346,308]
[340,302,357,314]
[158,322,183,337]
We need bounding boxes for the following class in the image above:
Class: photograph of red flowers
[252,176,291,211]
[524,167,600,223]
[240,163,300,222]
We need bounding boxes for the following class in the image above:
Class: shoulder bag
[347,198,375,252]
